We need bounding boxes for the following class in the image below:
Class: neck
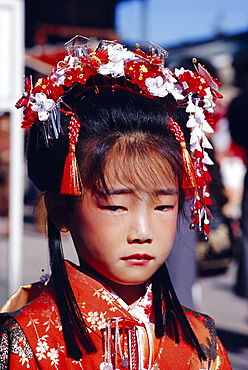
[79,260,146,306]
[105,279,147,307]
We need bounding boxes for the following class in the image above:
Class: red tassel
[194,199,203,209]
[192,214,200,224]
[168,118,197,190]
[181,143,197,189]
[60,145,82,195]
[203,170,212,182]
[60,114,82,195]
[193,149,204,159]
[204,223,210,235]
[196,176,205,187]
[203,196,212,205]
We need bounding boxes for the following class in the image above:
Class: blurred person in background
[228,52,248,299]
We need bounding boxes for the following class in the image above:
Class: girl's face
[70,159,179,287]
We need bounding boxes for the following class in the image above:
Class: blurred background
[1,0,248,368]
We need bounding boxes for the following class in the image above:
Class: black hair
[28,88,183,194]
[27,88,206,361]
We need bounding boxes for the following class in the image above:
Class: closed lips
[121,254,153,260]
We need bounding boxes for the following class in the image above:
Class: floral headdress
[16,35,222,240]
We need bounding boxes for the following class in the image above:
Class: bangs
[104,133,180,194]
[80,132,183,202]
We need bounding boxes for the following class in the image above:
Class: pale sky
[115,0,248,47]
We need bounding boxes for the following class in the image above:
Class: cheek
[71,207,122,252]
[170,212,178,243]
[157,210,178,248]
[81,211,122,237]
[169,211,179,246]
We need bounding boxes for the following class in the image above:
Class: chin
[114,275,151,286]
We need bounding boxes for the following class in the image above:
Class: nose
[127,212,153,244]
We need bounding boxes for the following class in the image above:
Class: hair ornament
[16,35,223,239]
[167,117,197,190]
[60,113,82,195]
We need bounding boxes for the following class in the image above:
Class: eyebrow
[100,187,178,196]
[154,188,178,196]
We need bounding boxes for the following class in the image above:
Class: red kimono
[0,261,231,369]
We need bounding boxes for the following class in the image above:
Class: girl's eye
[155,205,174,211]
[101,205,125,212]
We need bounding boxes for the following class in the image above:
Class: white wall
[0,0,25,296]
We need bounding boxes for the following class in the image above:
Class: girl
[0,36,231,369]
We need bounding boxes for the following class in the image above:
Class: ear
[44,192,71,232]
